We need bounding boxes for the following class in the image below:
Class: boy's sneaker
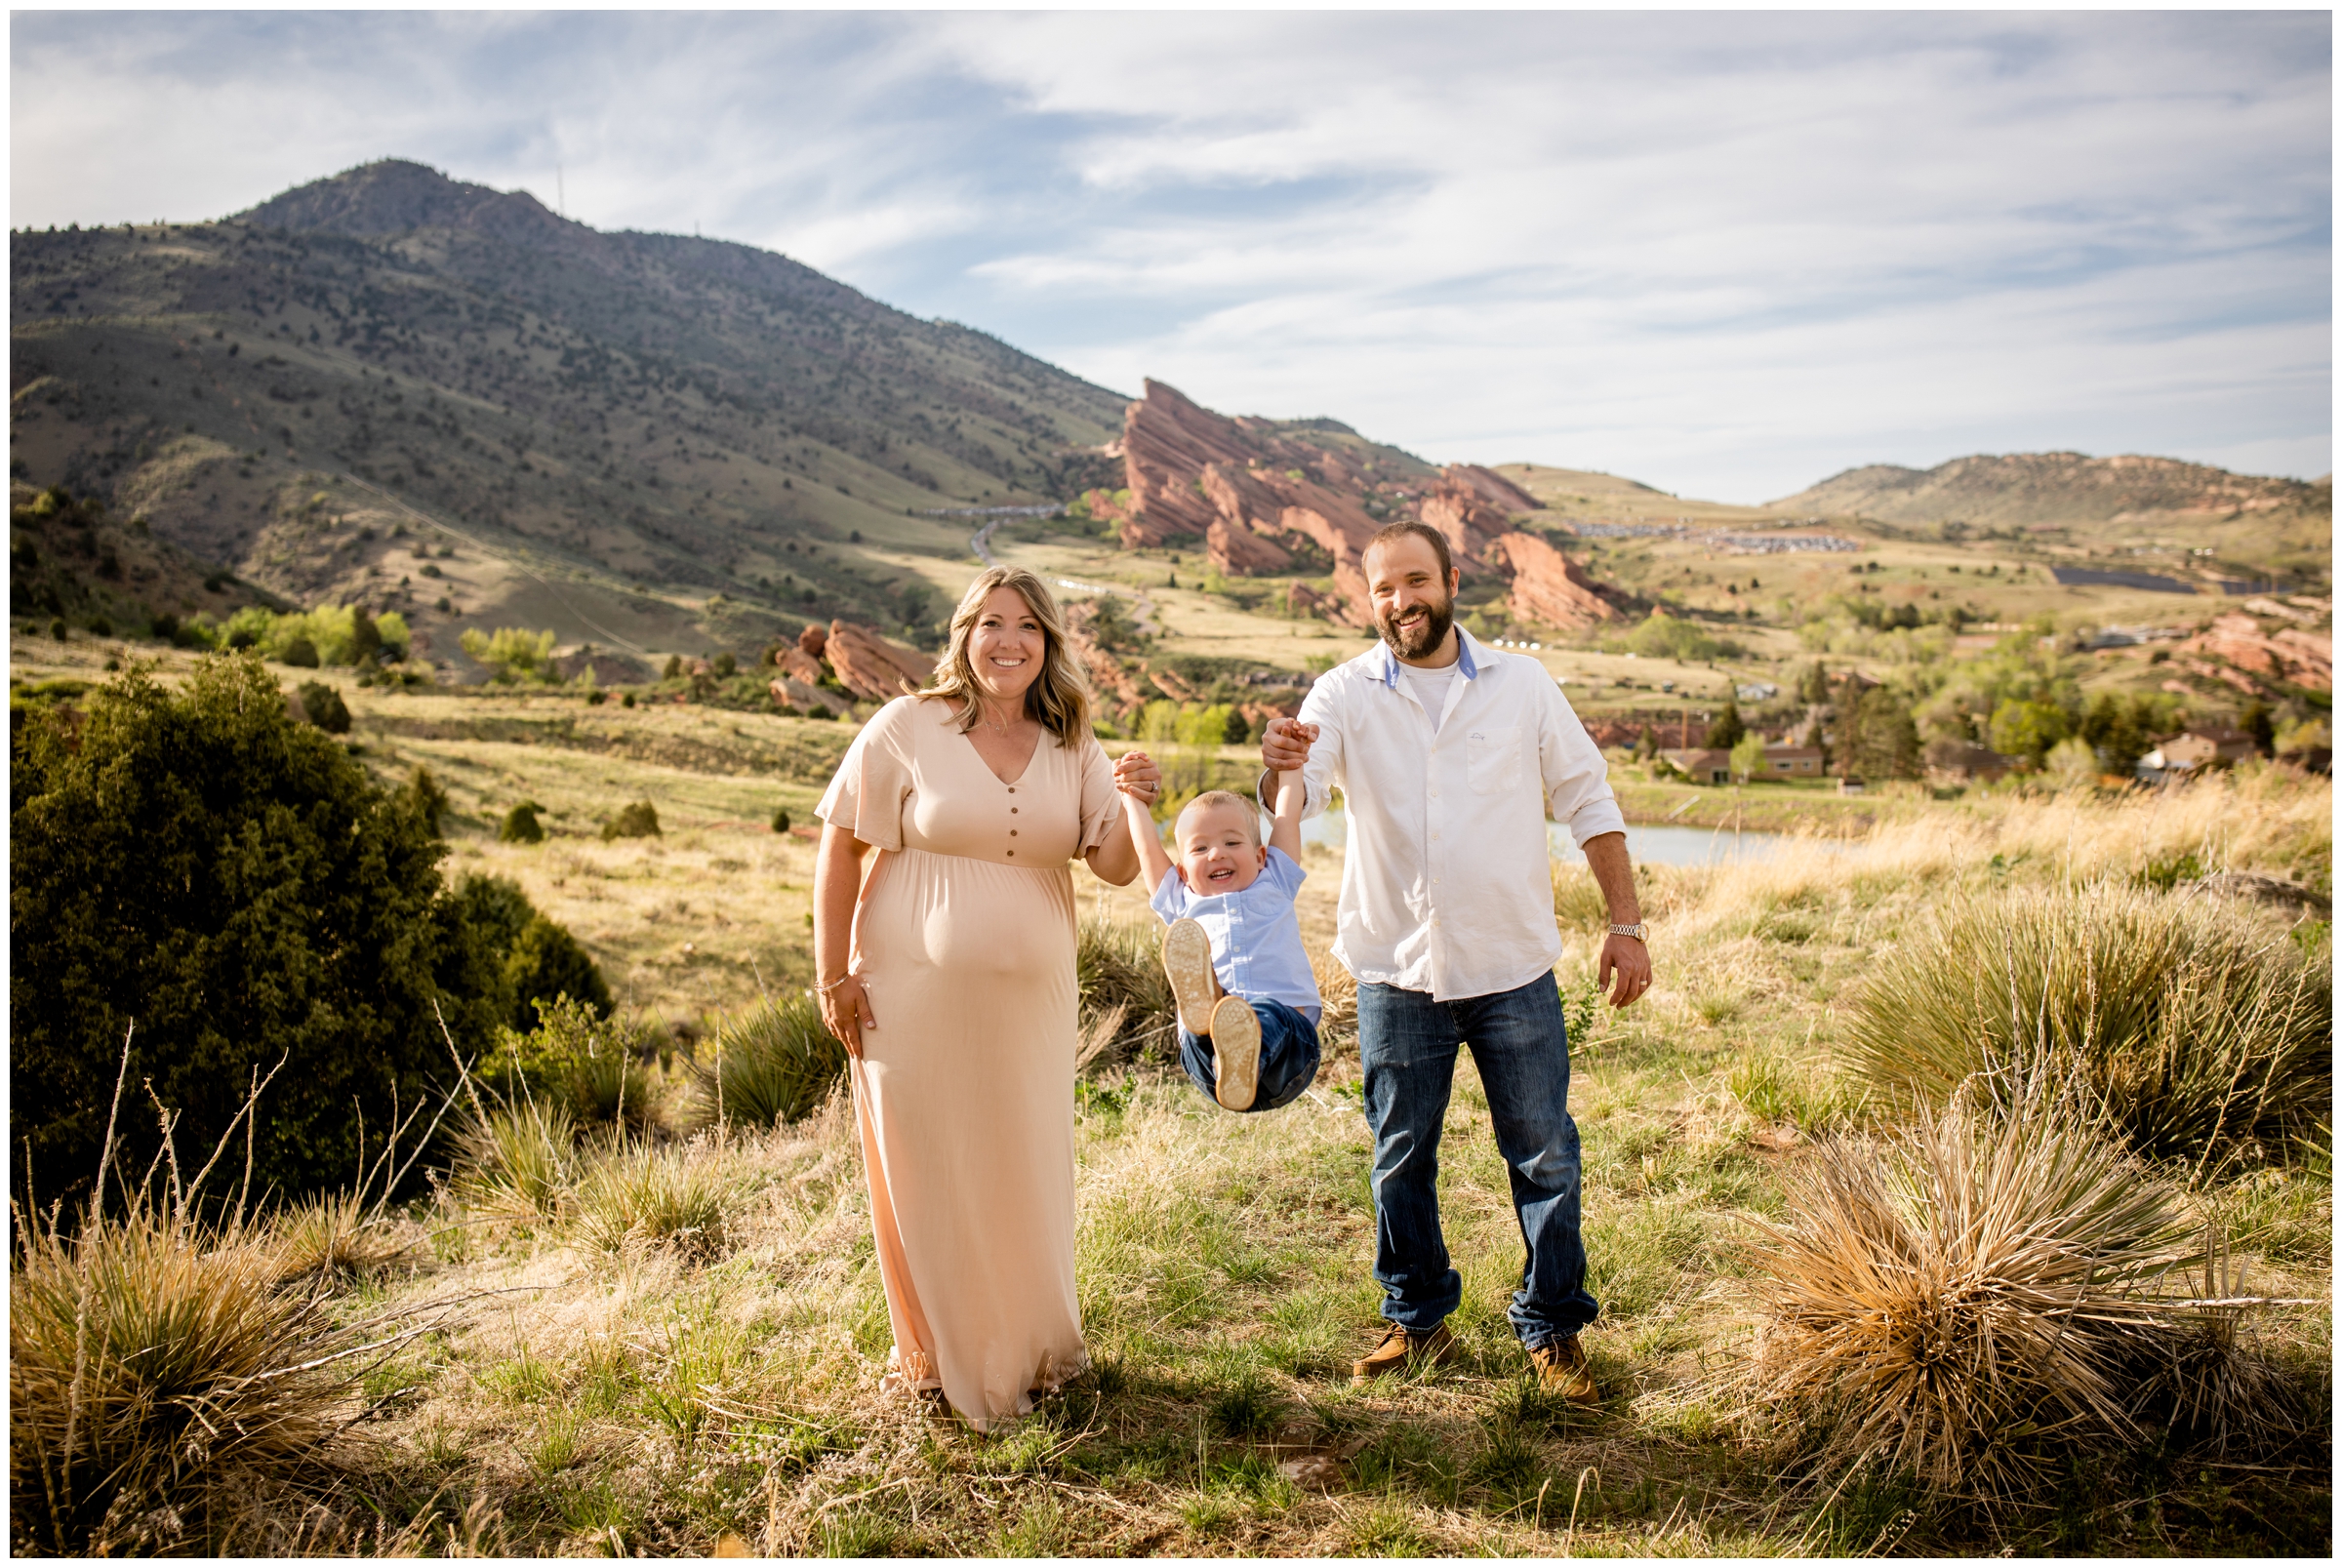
[1208,995,1261,1111]
[1160,918,1221,1036]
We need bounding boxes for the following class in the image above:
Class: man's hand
[1597,934,1651,1009]
[1262,717,1317,774]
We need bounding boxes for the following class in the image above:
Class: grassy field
[11,641,2331,1557]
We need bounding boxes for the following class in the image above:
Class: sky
[11,10,2331,503]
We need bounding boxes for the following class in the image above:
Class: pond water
[1298,807,1790,866]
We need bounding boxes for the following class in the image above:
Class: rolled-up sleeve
[1541,685,1628,847]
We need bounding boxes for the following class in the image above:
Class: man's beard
[1376,593,1455,661]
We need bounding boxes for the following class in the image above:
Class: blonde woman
[813,567,1156,1428]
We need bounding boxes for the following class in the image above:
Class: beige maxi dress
[815,695,1117,1429]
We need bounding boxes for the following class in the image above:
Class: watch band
[1608,922,1649,942]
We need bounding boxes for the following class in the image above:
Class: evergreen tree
[1704,699,1746,750]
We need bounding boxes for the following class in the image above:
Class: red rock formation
[1149,665,1202,703]
[2175,614,2332,690]
[1120,381,1257,546]
[798,623,828,659]
[825,620,933,701]
[1484,532,1616,631]
[774,645,825,686]
[1206,517,1292,576]
[771,676,846,715]
[1420,464,1542,567]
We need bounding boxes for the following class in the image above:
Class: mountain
[1773,451,2323,529]
[9,160,1126,668]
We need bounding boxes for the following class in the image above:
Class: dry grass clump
[685,990,844,1130]
[1845,884,2329,1176]
[569,1141,732,1258]
[1312,950,1357,1053]
[271,1189,414,1284]
[1075,912,1176,1062]
[1741,1084,2282,1501]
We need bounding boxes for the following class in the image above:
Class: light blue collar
[1374,627,1481,688]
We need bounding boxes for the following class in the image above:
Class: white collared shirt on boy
[1291,628,1625,1003]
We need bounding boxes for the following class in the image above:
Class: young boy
[1116,765,1320,1112]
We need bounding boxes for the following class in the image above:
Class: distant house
[1736,681,1781,703]
[1662,747,1733,784]
[2138,727,2260,780]
[1760,743,1825,777]
[1925,738,2018,785]
[1663,743,1824,784]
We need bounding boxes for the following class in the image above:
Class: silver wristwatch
[1608,922,1649,942]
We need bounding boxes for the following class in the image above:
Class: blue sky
[12,10,2330,502]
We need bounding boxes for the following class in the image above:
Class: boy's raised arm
[1114,749,1177,896]
[1266,768,1307,863]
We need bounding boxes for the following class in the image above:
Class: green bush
[406,766,449,834]
[294,680,349,735]
[772,807,791,833]
[686,992,845,1130]
[500,801,545,844]
[10,655,506,1210]
[442,873,611,1033]
[1847,885,2331,1176]
[602,799,661,840]
[490,996,649,1130]
[278,635,319,668]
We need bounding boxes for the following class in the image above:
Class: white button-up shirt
[1293,629,1626,1002]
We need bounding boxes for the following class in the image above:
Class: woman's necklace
[977,700,1020,736]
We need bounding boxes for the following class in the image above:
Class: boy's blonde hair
[1175,789,1262,848]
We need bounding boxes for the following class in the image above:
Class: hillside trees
[10,654,599,1211]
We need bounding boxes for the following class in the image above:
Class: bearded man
[1261,521,1651,1400]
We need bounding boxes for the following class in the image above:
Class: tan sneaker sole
[1160,918,1220,1036]
[1210,995,1261,1111]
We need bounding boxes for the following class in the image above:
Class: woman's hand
[1113,748,1162,806]
[820,973,877,1059]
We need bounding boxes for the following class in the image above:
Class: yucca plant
[1846,884,2329,1177]
[685,991,844,1131]
[570,1141,730,1258]
[453,1100,576,1225]
[1076,913,1177,1063]
[271,1188,413,1284]
[1742,1082,2242,1499]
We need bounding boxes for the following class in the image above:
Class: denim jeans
[1355,973,1598,1348]
[1178,999,1322,1113]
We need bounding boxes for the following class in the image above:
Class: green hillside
[10,160,1126,673]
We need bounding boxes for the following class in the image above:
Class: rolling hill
[10,160,1126,671]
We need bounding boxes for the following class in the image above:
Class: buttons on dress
[1010,829,1018,837]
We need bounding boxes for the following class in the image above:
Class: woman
[812,566,1157,1429]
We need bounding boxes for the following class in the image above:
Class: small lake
[1299,807,1790,866]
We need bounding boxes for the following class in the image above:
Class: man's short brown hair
[1364,520,1455,584]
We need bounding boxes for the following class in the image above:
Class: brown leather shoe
[1351,1321,1456,1384]
[1525,1335,1599,1405]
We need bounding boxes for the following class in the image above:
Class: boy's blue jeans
[1177,999,1321,1113]
[1355,974,1599,1350]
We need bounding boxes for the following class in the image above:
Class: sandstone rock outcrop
[772,644,826,686]
[798,623,828,659]
[1484,532,1617,631]
[2176,613,2332,691]
[825,620,933,701]
[771,676,847,715]
[1420,464,1541,566]
[1207,516,1292,575]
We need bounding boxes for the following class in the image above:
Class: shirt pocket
[1465,726,1523,794]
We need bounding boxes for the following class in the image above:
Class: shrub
[505,916,612,1032]
[772,807,791,833]
[500,801,545,843]
[494,996,649,1129]
[712,652,737,677]
[271,1189,410,1284]
[621,691,636,709]
[1742,1085,2261,1499]
[295,679,350,734]
[686,992,844,1130]
[602,799,661,840]
[439,874,610,1034]
[459,626,557,683]
[10,655,499,1209]
[279,635,319,667]
[406,765,449,834]
[1845,885,2330,1176]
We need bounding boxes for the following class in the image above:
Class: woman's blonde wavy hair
[917,566,1093,745]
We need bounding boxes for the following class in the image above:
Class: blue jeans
[1355,974,1598,1348]
[1178,999,1321,1113]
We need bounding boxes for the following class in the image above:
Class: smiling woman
[808,566,1156,1429]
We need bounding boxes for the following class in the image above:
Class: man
[1262,521,1651,1402]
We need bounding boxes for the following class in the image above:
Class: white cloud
[9,11,2328,495]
